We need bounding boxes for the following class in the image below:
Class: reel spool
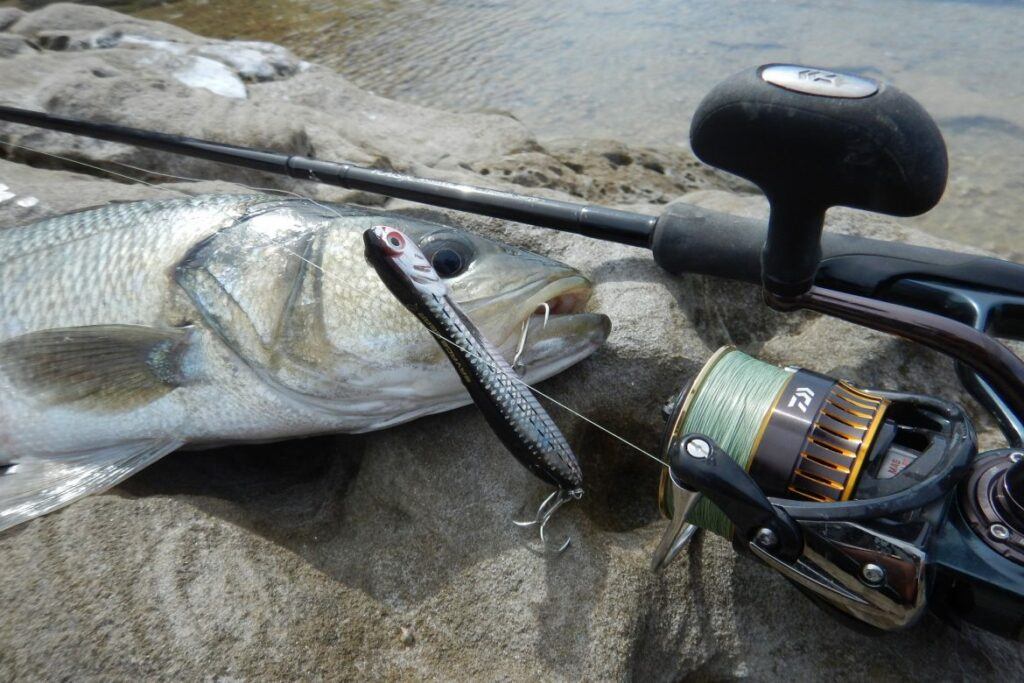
[657,347,892,537]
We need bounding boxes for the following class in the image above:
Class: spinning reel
[652,66,1024,640]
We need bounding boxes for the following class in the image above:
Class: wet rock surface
[0,4,1022,680]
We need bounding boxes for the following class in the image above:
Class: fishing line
[0,138,667,468]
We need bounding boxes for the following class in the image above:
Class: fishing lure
[363,225,583,549]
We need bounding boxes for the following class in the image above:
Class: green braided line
[681,349,792,537]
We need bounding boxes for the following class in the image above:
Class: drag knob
[690,64,948,297]
[998,456,1024,528]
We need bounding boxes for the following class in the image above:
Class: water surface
[103,1,1024,253]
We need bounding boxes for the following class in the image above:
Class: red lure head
[365,225,450,299]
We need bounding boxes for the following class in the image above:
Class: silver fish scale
[0,195,249,260]
[423,292,582,490]
[0,195,255,339]
[0,195,605,533]
[1,194,601,459]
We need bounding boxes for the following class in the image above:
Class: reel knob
[997,456,1024,529]
[690,64,948,297]
[962,451,1024,565]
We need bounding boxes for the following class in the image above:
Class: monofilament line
[0,138,667,468]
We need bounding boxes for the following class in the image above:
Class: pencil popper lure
[363,225,583,551]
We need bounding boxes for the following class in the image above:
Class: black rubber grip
[651,202,1024,299]
[689,66,947,297]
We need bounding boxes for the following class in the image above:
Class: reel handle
[690,65,948,296]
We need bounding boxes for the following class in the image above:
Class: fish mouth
[462,274,611,381]
[514,309,611,384]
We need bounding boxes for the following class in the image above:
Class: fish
[0,194,611,532]
[363,225,584,547]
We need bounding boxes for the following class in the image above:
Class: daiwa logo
[761,65,877,99]
[788,387,815,413]
[797,69,839,86]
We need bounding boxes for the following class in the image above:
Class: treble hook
[513,487,582,553]
[512,302,550,373]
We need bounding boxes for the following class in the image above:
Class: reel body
[653,348,1024,636]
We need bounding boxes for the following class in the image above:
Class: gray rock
[0,8,25,32]
[0,4,1021,681]
[0,32,30,58]
[0,3,534,201]
[463,138,753,207]
[19,0,173,9]
[11,3,197,42]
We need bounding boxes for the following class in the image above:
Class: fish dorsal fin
[0,439,183,533]
[0,325,193,412]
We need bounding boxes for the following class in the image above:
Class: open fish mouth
[514,309,611,384]
[464,274,611,382]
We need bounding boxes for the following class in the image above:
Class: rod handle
[650,203,1024,308]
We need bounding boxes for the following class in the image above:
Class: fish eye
[431,248,463,277]
[386,232,404,249]
[423,239,473,278]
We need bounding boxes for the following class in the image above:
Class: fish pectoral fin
[0,325,193,411]
[0,439,183,533]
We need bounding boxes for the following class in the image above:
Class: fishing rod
[0,79,1022,306]
[2,64,1022,441]
[3,63,1024,641]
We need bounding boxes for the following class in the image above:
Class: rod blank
[0,105,656,247]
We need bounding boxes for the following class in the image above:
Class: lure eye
[386,231,405,250]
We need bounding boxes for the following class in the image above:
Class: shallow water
[109,1,1024,253]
